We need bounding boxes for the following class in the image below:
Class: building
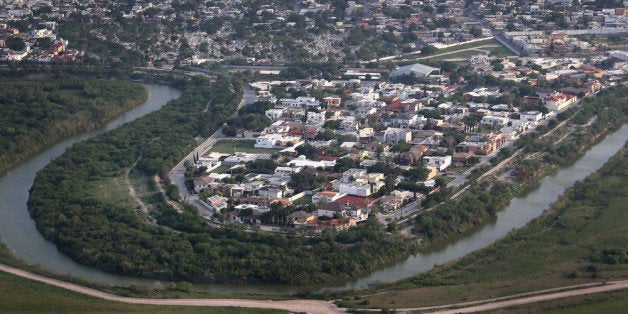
[317,201,368,222]
[312,191,344,204]
[480,115,510,129]
[423,155,452,171]
[287,155,336,168]
[274,166,302,178]
[544,93,577,111]
[378,127,412,144]
[519,110,543,123]
[390,63,441,77]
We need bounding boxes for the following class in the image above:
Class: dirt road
[389,280,628,313]
[0,263,343,314]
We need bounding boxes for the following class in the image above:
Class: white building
[287,155,336,168]
[390,63,441,77]
[279,96,320,108]
[339,183,372,197]
[265,108,285,121]
[423,155,452,171]
[307,110,327,124]
[519,111,543,123]
[274,166,302,178]
[545,93,577,111]
[379,127,412,144]
[480,115,510,129]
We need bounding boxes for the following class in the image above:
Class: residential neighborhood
[181,49,626,231]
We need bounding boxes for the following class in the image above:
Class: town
[178,49,626,231]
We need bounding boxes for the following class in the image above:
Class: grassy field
[492,289,628,313]
[209,139,278,154]
[0,271,283,313]
[344,147,628,310]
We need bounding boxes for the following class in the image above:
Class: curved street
[0,263,342,314]
[2,262,627,313]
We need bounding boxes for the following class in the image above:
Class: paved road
[0,263,343,314]
[168,85,256,207]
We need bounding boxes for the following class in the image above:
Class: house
[254,134,302,148]
[306,110,327,124]
[312,191,344,204]
[323,96,342,108]
[223,152,272,166]
[544,93,577,111]
[378,127,412,144]
[279,96,320,108]
[396,144,428,165]
[318,201,368,222]
[338,182,373,197]
[452,152,475,166]
[286,210,316,227]
[205,195,228,211]
[274,166,302,178]
[287,155,336,168]
[480,115,510,130]
[519,110,543,123]
[423,155,452,171]
[265,108,285,121]
[378,195,405,212]
[194,174,215,193]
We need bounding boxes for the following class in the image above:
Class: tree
[421,45,437,56]
[7,36,26,51]
[469,26,482,38]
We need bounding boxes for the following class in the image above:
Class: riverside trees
[28,75,416,285]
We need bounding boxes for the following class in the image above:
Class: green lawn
[209,139,278,154]
[347,147,628,311]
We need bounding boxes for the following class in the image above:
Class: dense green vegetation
[412,85,628,243]
[27,76,416,285]
[0,79,147,174]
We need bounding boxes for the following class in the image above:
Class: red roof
[335,195,379,208]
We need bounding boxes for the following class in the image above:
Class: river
[0,83,625,294]
[0,84,181,287]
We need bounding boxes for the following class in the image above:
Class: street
[168,84,256,217]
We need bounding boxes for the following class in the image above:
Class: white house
[380,128,412,144]
[274,166,302,178]
[307,110,327,124]
[545,93,577,111]
[279,96,320,108]
[423,155,452,171]
[480,115,510,129]
[265,108,285,121]
[312,191,345,204]
[519,111,543,123]
[287,155,336,168]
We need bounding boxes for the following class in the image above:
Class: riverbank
[344,144,627,311]
[411,85,628,244]
[0,79,148,175]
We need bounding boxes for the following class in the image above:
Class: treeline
[518,85,627,167]
[28,76,416,285]
[414,181,513,241]
[0,79,147,174]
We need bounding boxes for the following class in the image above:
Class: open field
[209,139,278,154]
[397,38,515,64]
[346,147,628,311]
